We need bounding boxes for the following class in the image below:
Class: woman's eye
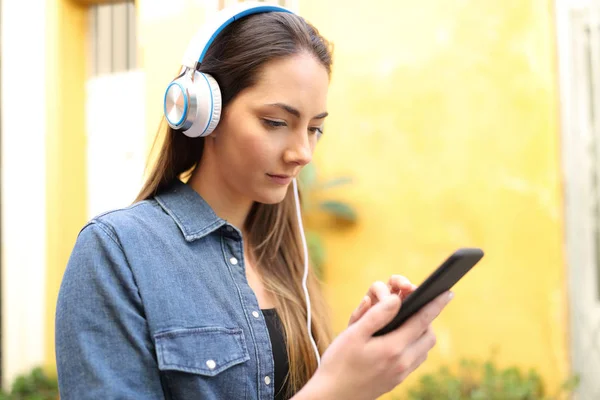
[262,119,287,128]
[310,127,324,137]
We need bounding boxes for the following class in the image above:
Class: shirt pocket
[154,326,251,400]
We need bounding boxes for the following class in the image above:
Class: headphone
[164,2,321,367]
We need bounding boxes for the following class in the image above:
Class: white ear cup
[163,70,222,138]
[182,72,222,138]
[165,3,292,137]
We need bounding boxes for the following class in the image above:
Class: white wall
[86,70,147,218]
[555,1,600,398]
[0,0,47,388]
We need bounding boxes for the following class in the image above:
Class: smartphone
[373,247,484,337]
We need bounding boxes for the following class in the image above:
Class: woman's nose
[283,133,313,166]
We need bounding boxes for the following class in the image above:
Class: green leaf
[319,200,357,222]
[7,367,59,399]
[319,176,353,190]
[298,162,317,190]
[404,357,579,400]
[558,374,580,393]
[306,230,325,278]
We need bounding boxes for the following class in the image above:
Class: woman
[55,4,453,400]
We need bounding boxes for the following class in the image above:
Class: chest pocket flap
[154,326,250,376]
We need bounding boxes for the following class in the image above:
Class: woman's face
[207,51,330,205]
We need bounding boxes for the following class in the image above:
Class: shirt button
[252,311,260,318]
[206,360,216,370]
[264,376,271,385]
[226,226,233,232]
[230,257,238,265]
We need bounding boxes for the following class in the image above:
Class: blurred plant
[298,162,357,278]
[0,367,59,400]
[398,357,579,400]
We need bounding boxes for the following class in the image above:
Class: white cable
[292,178,321,367]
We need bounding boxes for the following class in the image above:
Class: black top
[261,308,290,400]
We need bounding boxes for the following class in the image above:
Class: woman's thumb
[356,295,401,338]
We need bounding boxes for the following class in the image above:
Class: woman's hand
[348,275,418,326]
[294,286,453,400]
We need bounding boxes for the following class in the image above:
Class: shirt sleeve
[55,221,165,399]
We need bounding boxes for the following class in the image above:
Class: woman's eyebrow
[266,102,329,119]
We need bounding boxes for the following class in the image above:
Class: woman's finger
[349,281,394,326]
[348,295,372,325]
[388,275,417,299]
[394,327,437,383]
[380,290,453,349]
[367,281,392,304]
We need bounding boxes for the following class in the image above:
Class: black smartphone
[373,247,484,337]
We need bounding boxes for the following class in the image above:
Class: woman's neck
[187,164,253,231]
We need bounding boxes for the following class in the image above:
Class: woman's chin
[255,187,289,205]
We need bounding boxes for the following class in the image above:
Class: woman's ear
[208,112,225,140]
[208,127,220,141]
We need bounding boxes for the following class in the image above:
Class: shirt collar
[154,180,227,242]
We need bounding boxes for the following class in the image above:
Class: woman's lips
[267,174,292,185]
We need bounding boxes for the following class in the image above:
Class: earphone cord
[292,178,321,368]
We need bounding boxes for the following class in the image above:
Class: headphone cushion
[182,72,222,138]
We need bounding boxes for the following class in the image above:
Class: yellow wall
[44,0,88,370]
[300,0,568,396]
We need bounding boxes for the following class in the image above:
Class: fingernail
[359,296,369,309]
[448,292,454,301]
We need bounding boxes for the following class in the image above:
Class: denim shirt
[55,180,280,400]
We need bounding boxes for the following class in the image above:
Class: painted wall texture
[299,0,568,396]
[44,0,88,371]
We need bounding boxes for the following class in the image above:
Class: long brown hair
[135,11,334,396]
